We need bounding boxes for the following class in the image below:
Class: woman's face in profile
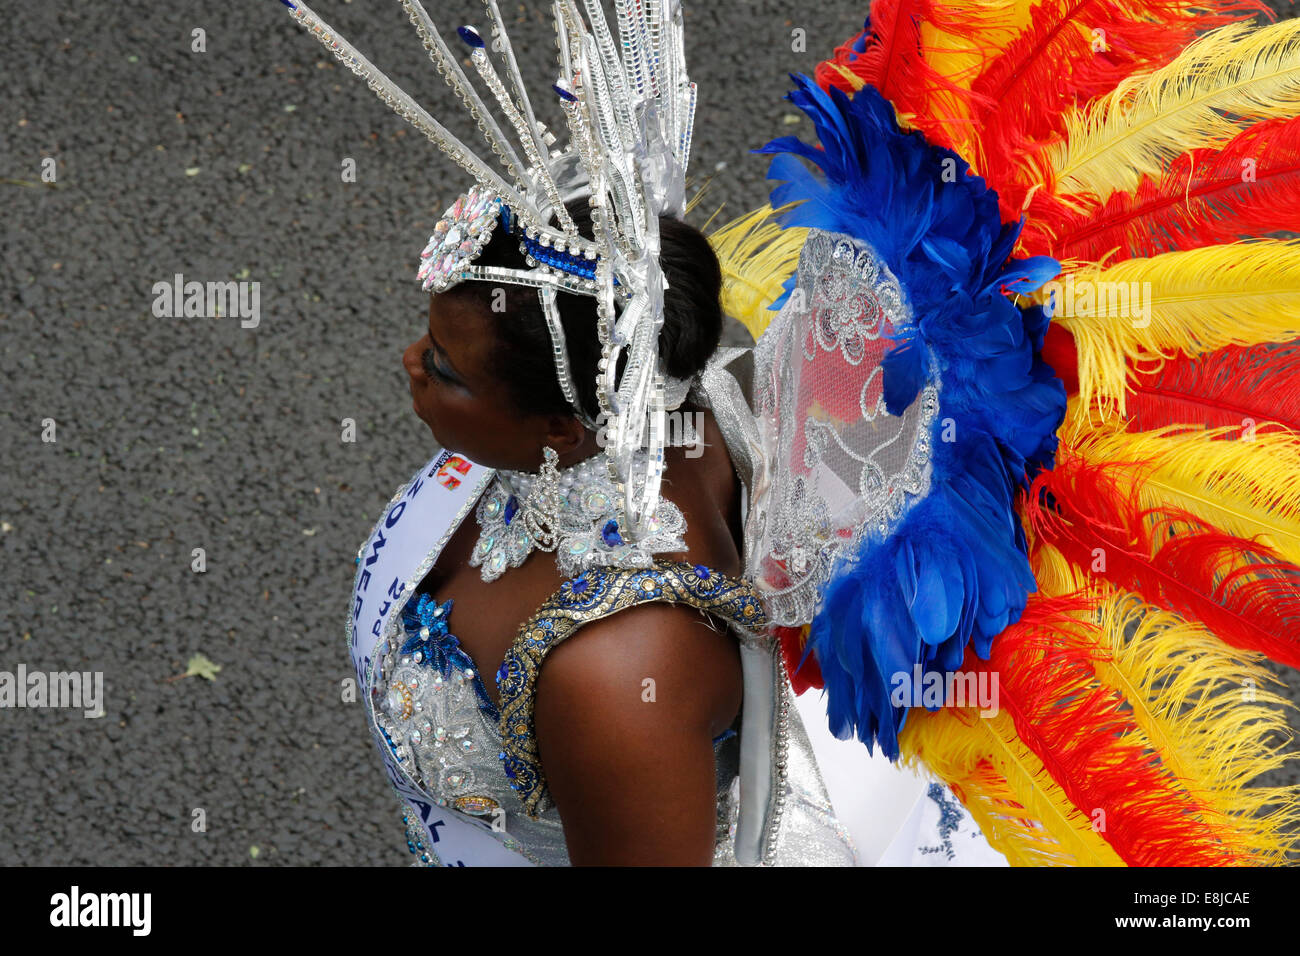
[402,291,554,471]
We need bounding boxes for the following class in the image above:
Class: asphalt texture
[3,0,1299,867]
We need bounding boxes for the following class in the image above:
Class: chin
[424,420,450,451]
[412,404,446,449]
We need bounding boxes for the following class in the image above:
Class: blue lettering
[385,501,407,529]
[365,529,387,567]
[428,819,445,843]
[353,594,363,622]
[407,474,424,498]
[359,568,371,592]
[387,577,405,601]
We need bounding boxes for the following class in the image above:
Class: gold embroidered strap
[495,559,769,819]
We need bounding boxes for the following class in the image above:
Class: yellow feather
[1028,537,1092,596]
[1060,414,1300,565]
[707,205,807,342]
[1032,239,1300,418]
[1087,589,1300,864]
[1028,551,1300,862]
[904,577,1300,864]
[1047,18,1300,200]
[899,705,1127,865]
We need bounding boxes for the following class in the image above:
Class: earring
[522,446,563,552]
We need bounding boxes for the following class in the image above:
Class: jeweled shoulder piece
[278,0,698,553]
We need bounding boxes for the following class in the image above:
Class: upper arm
[531,602,742,866]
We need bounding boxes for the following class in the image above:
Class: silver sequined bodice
[372,587,859,866]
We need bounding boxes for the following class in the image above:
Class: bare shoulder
[535,600,742,739]
[531,600,742,865]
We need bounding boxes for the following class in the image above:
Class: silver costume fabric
[375,570,858,866]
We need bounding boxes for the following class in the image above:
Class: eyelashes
[422,346,445,381]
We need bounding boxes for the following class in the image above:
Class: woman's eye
[422,347,446,381]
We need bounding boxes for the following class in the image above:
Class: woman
[387,201,796,865]
[293,0,1300,869]
[368,196,994,866]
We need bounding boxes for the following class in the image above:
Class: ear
[542,413,587,456]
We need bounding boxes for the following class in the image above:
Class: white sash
[347,447,535,867]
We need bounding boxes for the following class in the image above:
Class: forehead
[428,289,496,367]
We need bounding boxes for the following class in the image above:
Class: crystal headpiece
[279,0,697,547]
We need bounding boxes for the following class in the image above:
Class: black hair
[441,197,723,421]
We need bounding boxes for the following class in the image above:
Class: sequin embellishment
[375,592,502,819]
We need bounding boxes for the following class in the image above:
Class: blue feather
[758,74,1068,760]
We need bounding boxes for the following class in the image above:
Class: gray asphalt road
[3,0,1298,866]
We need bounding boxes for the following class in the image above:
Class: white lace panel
[748,229,940,626]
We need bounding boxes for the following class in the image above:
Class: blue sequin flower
[399,592,500,720]
[556,569,609,609]
[399,594,474,680]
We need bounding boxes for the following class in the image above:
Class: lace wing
[747,230,939,628]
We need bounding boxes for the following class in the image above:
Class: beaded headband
[278,0,696,543]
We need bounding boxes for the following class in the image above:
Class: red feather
[1024,451,1300,668]
[972,0,1271,224]
[966,592,1253,864]
[1042,323,1081,397]
[1021,115,1300,261]
[815,0,1271,227]
[777,625,824,694]
[814,0,1000,127]
[1127,339,1300,434]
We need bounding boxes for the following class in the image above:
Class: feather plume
[1047,18,1300,201]
[707,205,807,342]
[1022,115,1300,261]
[1035,239,1300,417]
[1025,446,1300,667]
[1088,589,1300,862]
[812,0,1018,128]
[982,594,1256,864]
[968,0,1272,223]
[1061,410,1300,564]
[904,587,1297,864]
[1126,339,1300,434]
[900,703,1128,866]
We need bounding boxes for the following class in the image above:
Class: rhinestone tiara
[277,0,698,544]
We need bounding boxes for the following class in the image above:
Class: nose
[402,339,423,379]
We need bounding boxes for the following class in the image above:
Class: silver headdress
[278,0,697,549]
